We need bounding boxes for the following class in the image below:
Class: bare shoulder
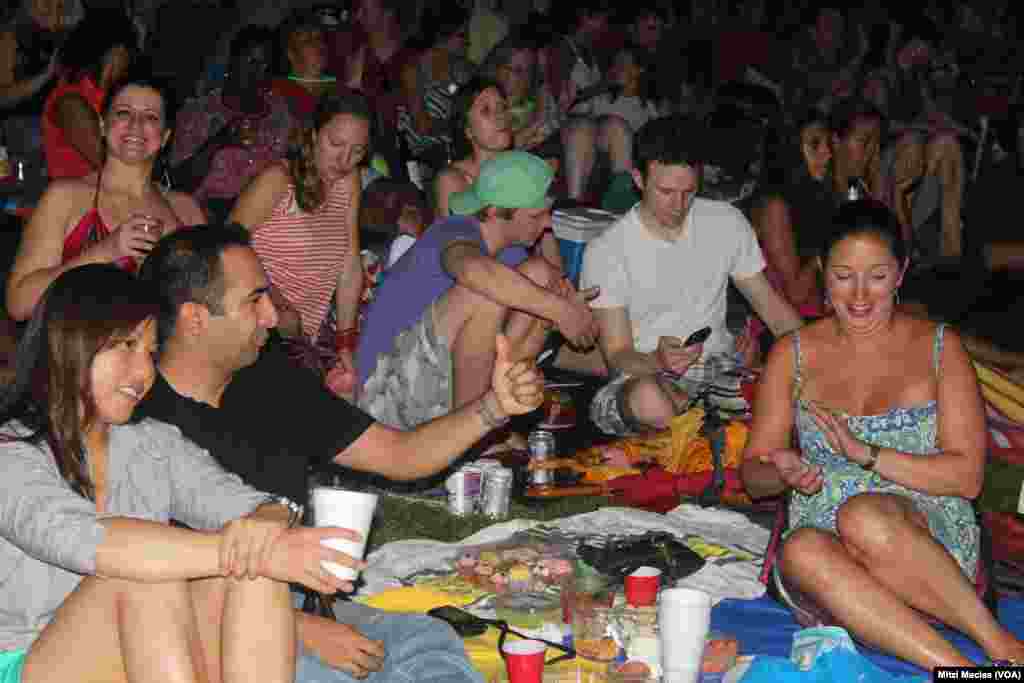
[37,178,94,216]
[898,313,946,348]
[436,164,470,191]
[239,162,292,203]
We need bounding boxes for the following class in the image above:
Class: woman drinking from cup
[432,77,511,218]
[741,200,1024,669]
[6,67,203,321]
[0,264,361,683]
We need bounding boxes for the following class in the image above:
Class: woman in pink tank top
[231,91,369,399]
[7,67,205,321]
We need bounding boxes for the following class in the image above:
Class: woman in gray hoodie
[0,264,359,683]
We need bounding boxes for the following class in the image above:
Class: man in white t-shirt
[581,117,804,435]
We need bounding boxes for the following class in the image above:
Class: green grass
[367,494,611,552]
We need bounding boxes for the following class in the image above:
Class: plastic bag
[739,626,928,683]
[738,648,928,682]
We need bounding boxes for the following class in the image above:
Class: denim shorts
[0,650,26,683]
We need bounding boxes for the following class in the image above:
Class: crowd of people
[2,0,1023,680]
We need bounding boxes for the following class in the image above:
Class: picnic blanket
[359,504,770,604]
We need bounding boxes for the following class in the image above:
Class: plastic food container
[494,592,563,630]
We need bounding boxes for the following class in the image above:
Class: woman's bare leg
[890,133,925,241]
[780,526,972,669]
[22,576,206,683]
[596,115,634,174]
[835,493,1024,662]
[562,118,598,200]
[219,577,294,683]
[926,133,964,259]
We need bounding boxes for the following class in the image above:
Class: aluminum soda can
[481,467,513,518]
[445,464,483,516]
[527,430,556,486]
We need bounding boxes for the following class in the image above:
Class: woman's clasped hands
[805,401,875,468]
[219,517,367,595]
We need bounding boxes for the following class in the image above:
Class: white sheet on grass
[360,504,770,604]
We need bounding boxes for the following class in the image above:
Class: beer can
[481,467,513,519]
[445,464,483,516]
[527,430,556,486]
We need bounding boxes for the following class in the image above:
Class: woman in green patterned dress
[741,200,1024,669]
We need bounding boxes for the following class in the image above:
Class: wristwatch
[861,444,881,471]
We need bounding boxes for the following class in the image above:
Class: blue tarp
[710,595,1024,675]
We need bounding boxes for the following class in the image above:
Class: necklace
[287,73,337,84]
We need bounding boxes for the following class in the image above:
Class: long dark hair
[449,77,503,163]
[0,265,159,501]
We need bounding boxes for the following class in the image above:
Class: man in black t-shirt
[136,224,542,683]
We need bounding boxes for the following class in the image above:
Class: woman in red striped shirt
[230,92,369,398]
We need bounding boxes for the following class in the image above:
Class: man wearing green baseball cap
[356,150,599,431]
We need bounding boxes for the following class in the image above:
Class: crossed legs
[23,575,294,683]
[779,493,1024,670]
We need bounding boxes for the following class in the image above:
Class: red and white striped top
[251,174,355,340]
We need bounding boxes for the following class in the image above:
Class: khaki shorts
[357,301,453,430]
[590,352,748,436]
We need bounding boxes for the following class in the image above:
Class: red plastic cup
[625,566,662,607]
[502,639,546,683]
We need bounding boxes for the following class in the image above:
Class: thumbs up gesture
[490,334,545,417]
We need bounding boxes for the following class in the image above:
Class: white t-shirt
[591,94,663,133]
[581,199,766,356]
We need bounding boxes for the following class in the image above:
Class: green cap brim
[448,188,485,216]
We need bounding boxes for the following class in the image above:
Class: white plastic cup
[657,588,712,683]
[310,487,378,581]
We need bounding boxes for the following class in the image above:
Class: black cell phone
[684,326,712,347]
[427,605,489,637]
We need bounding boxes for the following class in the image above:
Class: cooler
[552,208,617,286]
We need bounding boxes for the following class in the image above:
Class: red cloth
[270,78,318,120]
[42,76,104,180]
[326,28,417,130]
[606,466,750,514]
[715,29,773,83]
[61,208,136,272]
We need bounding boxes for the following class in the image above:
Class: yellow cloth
[361,585,483,612]
[466,630,609,682]
[362,585,609,680]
